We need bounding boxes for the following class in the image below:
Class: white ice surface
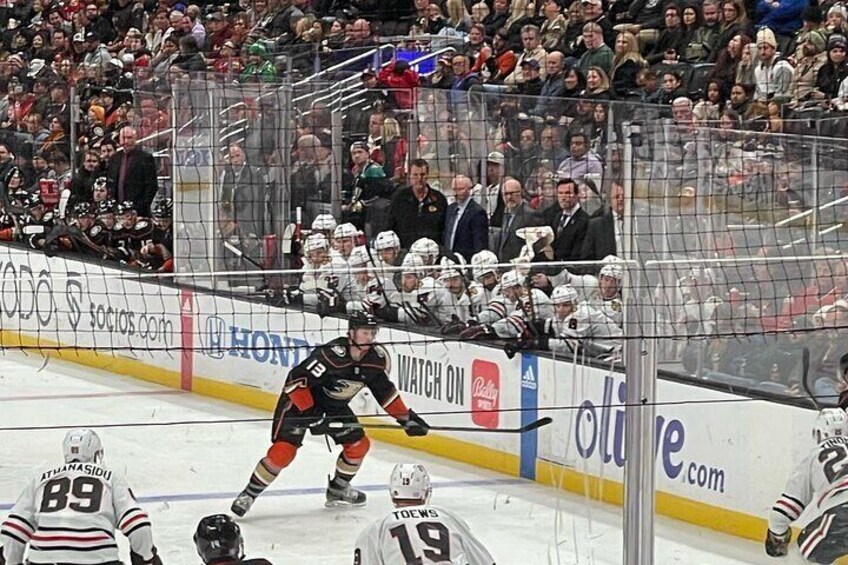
[0,351,795,564]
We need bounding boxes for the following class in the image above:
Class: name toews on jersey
[354,504,495,565]
[0,462,155,565]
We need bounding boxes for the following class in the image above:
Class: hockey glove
[764,528,790,557]
[440,315,467,335]
[459,323,494,340]
[130,548,163,565]
[401,409,430,437]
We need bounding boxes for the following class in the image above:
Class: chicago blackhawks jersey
[354,504,495,565]
[769,436,848,533]
[0,461,155,565]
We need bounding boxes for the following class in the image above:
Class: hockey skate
[230,491,255,517]
[325,478,367,507]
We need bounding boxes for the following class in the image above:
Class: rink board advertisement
[0,245,820,541]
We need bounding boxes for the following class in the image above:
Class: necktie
[117,152,129,202]
[558,212,570,234]
[501,212,513,249]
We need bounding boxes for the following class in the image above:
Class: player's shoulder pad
[368,344,391,373]
[134,219,151,232]
[89,225,102,237]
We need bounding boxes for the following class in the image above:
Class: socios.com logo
[574,376,726,493]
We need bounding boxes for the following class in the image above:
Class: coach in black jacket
[107,126,158,216]
[386,159,448,249]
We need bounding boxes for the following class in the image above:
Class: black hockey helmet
[193,514,243,564]
[348,311,379,331]
[97,199,116,216]
[72,202,94,217]
[115,200,136,216]
[151,198,173,219]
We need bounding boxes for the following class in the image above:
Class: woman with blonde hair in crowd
[381,117,408,181]
[445,0,473,33]
[611,31,645,97]
[471,1,490,24]
[585,66,612,99]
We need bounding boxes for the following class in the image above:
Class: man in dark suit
[444,174,488,261]
[107,126,158,216]
[492,177,541,262]
[581,182,624,269]
[541,178,589,264]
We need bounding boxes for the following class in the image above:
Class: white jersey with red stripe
[0,461,155,565]
[353,504,495,565]
[769,436,848,534]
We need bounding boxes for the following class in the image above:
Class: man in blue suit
[444,174,489,261]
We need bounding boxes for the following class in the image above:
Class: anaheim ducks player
[231,312,430,515]
[354,464,495,565]
[0,429,162,565]
[535,284,623,359]
[766,408,848,563]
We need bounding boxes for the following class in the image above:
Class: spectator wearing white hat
[753,27,794,102]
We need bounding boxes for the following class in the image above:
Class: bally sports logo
[471,360,499,429]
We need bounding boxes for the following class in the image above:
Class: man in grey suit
[444,175,489,261]
[492,177,541,262]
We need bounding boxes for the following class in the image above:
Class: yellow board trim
[0,331,764,542]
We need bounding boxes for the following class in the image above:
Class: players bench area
[0,233,831,545]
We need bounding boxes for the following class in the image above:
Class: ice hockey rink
[0,351,786,564]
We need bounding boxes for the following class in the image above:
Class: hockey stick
[224,240,265,270]
[799,346,820,410]
[327,416,552,434]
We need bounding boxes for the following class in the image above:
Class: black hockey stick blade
[328,417,552,434]
[799,346,820,410]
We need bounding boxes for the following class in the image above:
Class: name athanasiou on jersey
[770,436,848,533]
[354,504,495,565]
[0,461,155,565]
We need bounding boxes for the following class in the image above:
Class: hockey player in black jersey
[231,312,430,515]
[194,515,272,565]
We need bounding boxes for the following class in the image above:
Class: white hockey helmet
[303,233,329,254]
[401,253,426,277]
[500,269,522,289]
[333,222,358,240]
[551,284,579,305]
[813,408,848,443]
[437,256,464,282]
[63,428,104,464]
[311,214,337,233]
[348,246,371,267]
[471,250,499,281]
[389,463,432,503]
[374,230,401,251]
[599,262,623,281]
[410,238,439,265]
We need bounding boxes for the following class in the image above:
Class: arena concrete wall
[0,245,817,542]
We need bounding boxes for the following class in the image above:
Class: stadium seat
[685,63,715,99]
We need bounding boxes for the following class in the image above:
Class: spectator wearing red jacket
[377,60,420,110]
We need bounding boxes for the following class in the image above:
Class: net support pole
[622,123,656,565]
